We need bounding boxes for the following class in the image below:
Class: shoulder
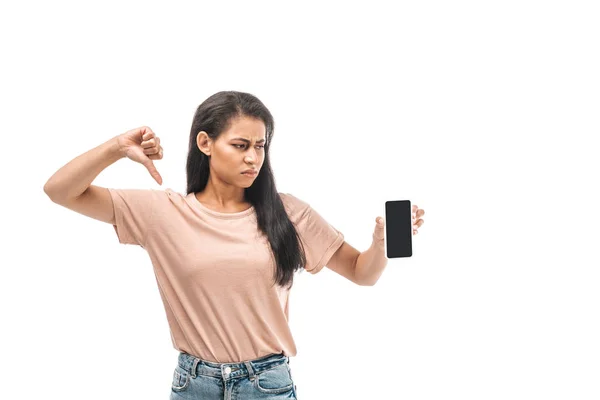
[278,192,312,222]
[279,192,310,212]
[113,187,187,207]
[141,188,192,220]
[155,188,195,208]
[163,187,184,200]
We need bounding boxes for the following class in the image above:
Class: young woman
[44,90,425,399]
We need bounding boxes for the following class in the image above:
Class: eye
[234,144,265,149]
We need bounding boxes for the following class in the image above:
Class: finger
[148,147,163,160]
[141,138,157,149]
[143,146,160,155]
[148,148,163,160]
[417,209,425,218]
[373,216,385,241]
[142,136,160,148]
[141,127,155,141]
[141,158,163,185]
[126,126,150,139]
[412,205,418,214]
[414,219,424,229]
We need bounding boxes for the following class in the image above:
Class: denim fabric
[170,351,298,399]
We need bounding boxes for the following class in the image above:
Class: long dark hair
[186,91,306,290]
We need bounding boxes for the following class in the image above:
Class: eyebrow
[232,138,266,143]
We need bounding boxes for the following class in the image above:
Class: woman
[44,90,425,399]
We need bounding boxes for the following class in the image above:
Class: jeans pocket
[171,365,191,392]
[254,362,294,395]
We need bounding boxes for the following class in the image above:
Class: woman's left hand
[374,204,425,238]
[411,205,425,235]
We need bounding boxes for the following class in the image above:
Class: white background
[2,1,599,399]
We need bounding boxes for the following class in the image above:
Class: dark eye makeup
[234,144,264,149]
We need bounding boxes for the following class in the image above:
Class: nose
[245,148,259,164]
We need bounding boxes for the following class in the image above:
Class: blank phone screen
[385,200,412,258]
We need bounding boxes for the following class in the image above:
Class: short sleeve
[107,188,156,247]
[280,193,345,274]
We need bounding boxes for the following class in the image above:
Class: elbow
[43,182,55,200]
[43,182,64,203]
[44,182,61,203]
[356,277,377,287]
[357,271,382,286]
[353,270,378,287]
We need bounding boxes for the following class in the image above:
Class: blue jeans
[170,351,299,399]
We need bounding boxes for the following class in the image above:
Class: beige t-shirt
[108,188,345,363]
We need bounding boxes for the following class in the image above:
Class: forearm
[43,135,124,202]
[354,239,388,286]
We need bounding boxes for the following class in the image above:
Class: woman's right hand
[117,126,164,185]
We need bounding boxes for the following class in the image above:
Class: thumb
[373,216,385,241]
[141,158,163,185]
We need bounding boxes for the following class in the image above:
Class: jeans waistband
[177,351,289,381]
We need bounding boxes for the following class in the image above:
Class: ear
[196,131,212,157]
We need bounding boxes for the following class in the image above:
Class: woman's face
[197,115,266,187]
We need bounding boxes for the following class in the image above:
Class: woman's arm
[326,239,387,286]
[327,217,388,286]
[354,241,387,286]
[43,135,124,203]
[43,136,125,224]
[43,126,163,225]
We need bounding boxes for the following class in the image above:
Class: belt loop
[244,361,256,382]
[190,357,199,378]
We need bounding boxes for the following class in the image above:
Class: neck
[197,178,246,207]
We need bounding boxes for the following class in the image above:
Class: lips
[242,170,258,176]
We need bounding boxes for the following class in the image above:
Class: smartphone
[385,200,412,258]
